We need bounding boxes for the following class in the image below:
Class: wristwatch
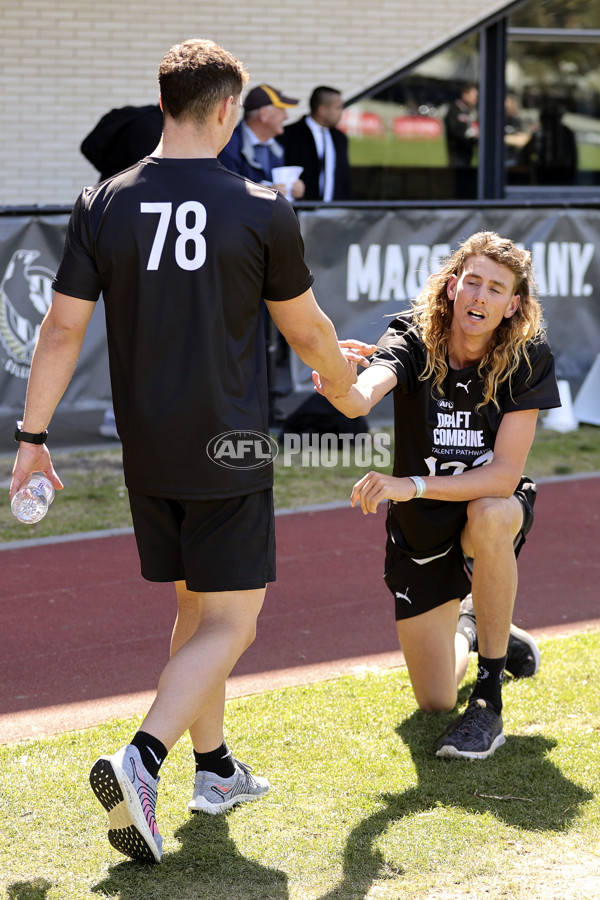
[14,420,49,445]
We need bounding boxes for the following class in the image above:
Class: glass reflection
[341,35,479,200]
[505,41,600,188]
[339,0,600,200]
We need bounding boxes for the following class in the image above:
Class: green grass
[1,631,599,899]
[348,134,600,173]
[0,450,132,544]
[1,422,599,544]
[348,135,449,168]
[522,421,600,479]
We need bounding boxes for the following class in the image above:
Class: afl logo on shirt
[0,250,54,380]
[207,431,279,469]
[437,398,454,410]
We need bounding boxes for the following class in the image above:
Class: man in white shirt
[282,86,352,201]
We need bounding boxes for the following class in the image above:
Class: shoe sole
[436,730,506,760]
[188,789,268,816]
[507,624,541,677]
[89,757,161,863]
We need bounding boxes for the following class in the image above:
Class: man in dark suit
[282,86,352,201]
[444,83,479,168]
[444,83,479,199]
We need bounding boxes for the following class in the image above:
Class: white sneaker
[188,759,269,815]
[89,744,162,863]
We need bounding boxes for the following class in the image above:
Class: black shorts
[386,476,537,621]
[128,489,276,592]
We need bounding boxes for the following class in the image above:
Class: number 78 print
[140,201,207,271]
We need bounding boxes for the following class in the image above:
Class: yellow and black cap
[244,84,298,112]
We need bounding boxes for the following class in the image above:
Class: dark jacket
[281,116,352,200]
[444,99,477,167]
[218,121,285,183]
[81,104,163,182]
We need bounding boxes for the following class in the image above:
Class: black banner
[1,208,598,415]
[0,215,111,416]
[294,207,600,392]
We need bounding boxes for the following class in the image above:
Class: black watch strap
[15,420,49,445]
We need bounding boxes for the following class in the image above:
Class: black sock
[194,741,235,778]
[131,730,168,780]
[470,654,507,716]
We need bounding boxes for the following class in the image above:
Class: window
[506,3,600,191]
[340,0,600,201]
[510,0,600,29]
[342,35,480,201]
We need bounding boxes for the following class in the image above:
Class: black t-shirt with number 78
[53,156,314,498]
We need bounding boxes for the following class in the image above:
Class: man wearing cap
[219,84,305,199]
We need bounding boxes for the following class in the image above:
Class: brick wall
[1,0,507,206]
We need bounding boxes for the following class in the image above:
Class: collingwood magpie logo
[0,250,54,379]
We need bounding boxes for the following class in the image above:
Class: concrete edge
[2,471,599,552]
[2,621,599,746]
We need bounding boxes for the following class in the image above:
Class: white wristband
[409,475,426,499]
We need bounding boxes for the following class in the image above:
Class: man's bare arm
[313,358,397,418]
[351,408,539,515]
[265,290,374,395]
[10,292,96,498]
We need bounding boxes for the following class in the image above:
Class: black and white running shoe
[506,624,541,678]
[436,698,505,760]
[458,593,541,678]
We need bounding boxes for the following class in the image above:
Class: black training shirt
[371,312,561,552]
[53,157,314,498]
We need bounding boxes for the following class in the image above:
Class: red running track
[1,476,599,744]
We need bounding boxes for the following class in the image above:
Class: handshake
[312,339,377,399]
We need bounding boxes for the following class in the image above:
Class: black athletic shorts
[385,476,537,621]
[128,488,276,592]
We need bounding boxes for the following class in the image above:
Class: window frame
[342,0,600,202]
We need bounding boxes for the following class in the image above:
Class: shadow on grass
[6,880,52,900]
[316,695,595,900]
[92,811,288,900]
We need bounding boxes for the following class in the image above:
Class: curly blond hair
[411,231,545,409]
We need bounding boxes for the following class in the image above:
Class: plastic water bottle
[11,474,55,524]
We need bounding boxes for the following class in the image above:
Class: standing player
[10,39,373,864]
[314,231,560,759]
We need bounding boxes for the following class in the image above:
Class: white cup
[271,165,304,200]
